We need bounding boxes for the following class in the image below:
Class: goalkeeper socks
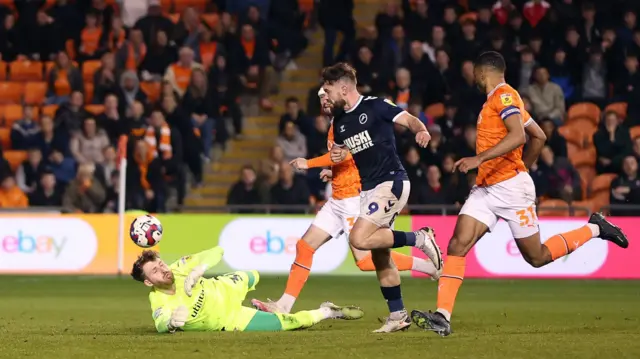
[436,256,466,322]
[543,225,597,261]
[380,285,404,314]
[391,231,416,248]
[280,240,315,313]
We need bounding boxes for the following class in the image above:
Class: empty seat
[567,102,601,125]
[4,151,28,172]
[82,60,102,83]
[0,128,10,149]
[140,81,161,103]
[0,82,25,104]
[85,104,105,115]
[590,174,617,195]
[24,82,47,105]
[9,61,44,81]
[604,102,627,119]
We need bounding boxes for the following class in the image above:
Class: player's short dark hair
[131,250,160,282]
[321,62,357,85]
[475,51,506,73]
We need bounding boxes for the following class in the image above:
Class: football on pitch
[130,214,163,248]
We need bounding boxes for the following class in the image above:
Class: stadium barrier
[0,213,636,278]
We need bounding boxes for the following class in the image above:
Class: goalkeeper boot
[251,299,287,313]
[320,301,364,320]
[415,227,444,274]
[411,310,452,337]
[589,212,629,248]
[373,310,411,333]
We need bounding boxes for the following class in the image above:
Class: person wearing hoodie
[117,70,149,115]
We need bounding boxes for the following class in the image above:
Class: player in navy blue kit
[321,63,444,333]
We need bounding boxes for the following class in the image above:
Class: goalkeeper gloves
[167,305,188,333]
[184,264,208,297]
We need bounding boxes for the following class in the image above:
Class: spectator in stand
[36,115,68,159]
[375,1,401,40]
[528,157,549,198]
[0,13,21,61]
[46,51,84,105]
[307,115,329,159]
[581,46,608,108]
[97,94,123,144]
[353,45,379,96]
[10,105,41,150]
[16,148,45,195]
[427,49,455,105]
[96,145,117,188]
[47,148,75,187]
[140,30,177,82]
[257,145,285,202]
[436,99,465,141]
[615,54,640,125]
[455,124,477,160]
[548,46,576,102]
[103,170,121,213]
[106,16,126,52]
[403,0,432,42]
[124,100,148,140]
[580,2,599,47]
[455,19,481,64]
[516,47,537,92]
[194,25,224,69]
[227,165,263,213]
[403,146,426,184]
[70,118,111,165]
[526,67,565,125]
[441,5,461,46]
[55,91,90,137]
[379,25,408,82]
[209,54,241,141]
[145,109,173,161]
[610,155,640,216]
[403,41,433,96]
[233,24,275,110]
[454,60,484,123]
[617,9,637,46]
[539,118,568,158]
[318,0,354,67]
[63,163,105,213]
[0,175,28,208]
[279,97,313,138]
[127,140,165,213]
[116,28,147,73]
[277,121,307,163]
[30,9,63,61]
[172,7,200,47]
[164,46,204,98]
[117,71,148,115]
[440,153,469,206]
[538,146,582,203]
[29,170,63,207]
[267,0,308,61]
[182,68,216,161]
[392,67,417,111]
[269,161,311,214]
[421,124,447,167]
[134,0,174,45]
[93,52,119,104]
[409,165,453,215]
[78,11,106,62]
[475,6,497,44]
[594,111,633,174]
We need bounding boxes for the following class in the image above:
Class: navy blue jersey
[332,96,408,190]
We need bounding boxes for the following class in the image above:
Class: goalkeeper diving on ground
[131,246,364,333]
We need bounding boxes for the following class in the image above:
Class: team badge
[500,93,513,106]
[359,113,368,124]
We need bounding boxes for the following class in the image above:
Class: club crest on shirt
[500,93,513,106]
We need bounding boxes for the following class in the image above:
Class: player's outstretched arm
[477,115,527,163]
[307,151,352,168]
[178,246,224,273]
[522,119,547,169]
[393,112,431,147]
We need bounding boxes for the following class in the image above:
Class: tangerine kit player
[131,246,364,333]
[251,88,440,315]
[410,51,629,336]
[321,62,444,333]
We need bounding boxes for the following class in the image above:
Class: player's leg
[411,187,497,336]
[351,246,440,278]
[252,200,340,313]
[348,181,443,269]
[238,303,364,331]
[216,270,261,300]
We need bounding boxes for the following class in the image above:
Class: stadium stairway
[183,0,383,212]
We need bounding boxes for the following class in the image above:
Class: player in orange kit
[251,88,440,315]
[411,51,629,336]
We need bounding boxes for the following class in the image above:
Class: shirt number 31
[516,206,536,227]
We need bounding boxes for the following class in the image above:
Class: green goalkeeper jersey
[149,247,240,333]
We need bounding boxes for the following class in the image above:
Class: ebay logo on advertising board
[411,216,637,279]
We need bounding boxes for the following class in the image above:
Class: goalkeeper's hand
[184,265,207,297]
[167,305,188,333]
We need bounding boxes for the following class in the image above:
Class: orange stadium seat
[84,82,94,104]
[458,12,477,23]
[425,103,445,119]
[569,147,596,168]
[3,104,23,127]
[140,81,161,103]
[168,13,181,24]
[590,174,617,195]
[24,82,47,105]
[567,142,580,158]
[174,0,206,12]
[565,117,597,135]
[4,151,28,171]
[65,39,76,60]
[85,104,105,115]
[0,62,6,80]
[9,61,44,81]
[0,0,14,10]
[630,126,640,140]
[201,13,219,29]
[82,60,102,82]
[571,200,594,217]
[557,125,585,147]
[567,102,601,125]
[159,0,173,13]
[0,128,10,149]
[604,102,627,119]
[298,0,314,12]
[41,104,59,118]
[538,199,569,217]
[577,166,596,190]
[0,82,24,104]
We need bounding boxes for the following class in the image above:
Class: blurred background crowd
[0,0,639,216]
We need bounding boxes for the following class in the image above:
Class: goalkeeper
[131,246,364,333]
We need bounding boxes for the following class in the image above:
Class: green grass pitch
[2,276,640,359]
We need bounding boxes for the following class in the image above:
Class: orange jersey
[476,83,532,186]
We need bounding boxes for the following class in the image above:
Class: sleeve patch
[499,106,521,120]
[180,256,191,265]
[383,98,397,107]
[153,308,163,319]
[500,93,513,106]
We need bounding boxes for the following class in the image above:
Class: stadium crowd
[0,0,307,213]
[227,0,640,216]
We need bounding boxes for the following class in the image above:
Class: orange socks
[283,240,315,298]
[436,256,466,321]
[543,225,594,261]
[356,251,415,271]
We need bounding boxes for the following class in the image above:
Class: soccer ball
[130,215,163,248]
